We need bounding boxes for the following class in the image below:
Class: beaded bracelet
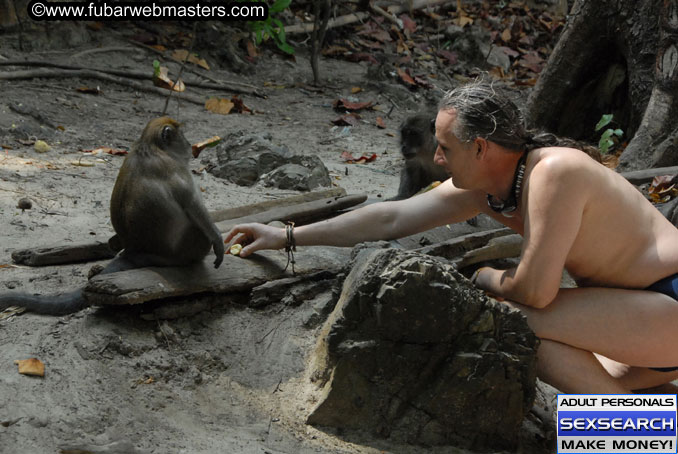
[284,221,296,274]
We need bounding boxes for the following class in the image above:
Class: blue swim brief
[645,273,678,372]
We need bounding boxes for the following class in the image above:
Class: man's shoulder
[530,147,600,173]
[526,147,604,193]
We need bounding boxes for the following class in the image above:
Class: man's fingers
[224,228,241,243]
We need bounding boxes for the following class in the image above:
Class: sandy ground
[0,23,556,454]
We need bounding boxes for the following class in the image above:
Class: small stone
[16,198,32,211]
[34,140,51,153]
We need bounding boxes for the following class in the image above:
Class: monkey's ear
[160,124,175,143]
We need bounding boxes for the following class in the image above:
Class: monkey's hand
[224,223,286,258]
[212,237,225,268]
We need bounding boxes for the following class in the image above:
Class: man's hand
[224,223,286,258]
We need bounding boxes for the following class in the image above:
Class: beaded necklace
[486,152,527,217]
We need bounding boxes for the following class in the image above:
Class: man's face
[433,109,476,189]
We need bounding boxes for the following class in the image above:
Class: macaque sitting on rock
[0,117,224,315]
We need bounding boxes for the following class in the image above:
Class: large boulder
[307,248,539,450]
[208,132,331,190]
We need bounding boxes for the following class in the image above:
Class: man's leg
[537,339,629,393]
[518,287,678,367]
[512,287,678,391]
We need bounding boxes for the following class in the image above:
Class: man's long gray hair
[439,79,600,160]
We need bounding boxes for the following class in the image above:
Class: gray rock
[209,132,330,190]
[307,248,538,450]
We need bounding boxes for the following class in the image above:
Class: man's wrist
[470,268,483,285]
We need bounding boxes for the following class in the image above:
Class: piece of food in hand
[229,243,243,256]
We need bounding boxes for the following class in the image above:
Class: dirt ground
[0,22,557,454]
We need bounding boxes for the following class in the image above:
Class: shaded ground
[0,10,564,454]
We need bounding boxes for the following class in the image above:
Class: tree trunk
[0,0,18,28]
[527,0,678,171]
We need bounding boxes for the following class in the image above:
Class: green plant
[595,114,623,154]
[248,0,294,55]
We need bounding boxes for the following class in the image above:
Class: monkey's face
[399,115,437,160]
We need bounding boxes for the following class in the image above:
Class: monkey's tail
[0,289,89,315]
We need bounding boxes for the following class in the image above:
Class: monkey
[0,117,224,315]
[389,113,449,201]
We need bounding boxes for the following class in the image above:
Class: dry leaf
[230,96,252,114]
[648,175,678,202]
[152,66,186,92]
[191,136,222,158]
[15,358,45,377]
[332,99,375,112]
[396,68,416,87]
[76,86,101,95]
[458,15,473,27]
[501,28,512,42]
[376,117,386,129]
[205,98,235,115]
[246,40,259,58]
[400,14,417,34]
[171,49,210,70]
[0,306,26,320]
[340,151,378,164]
[350,86,362,94]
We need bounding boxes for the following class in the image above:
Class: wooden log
[11,241,116,266]
[210,187,346,222]
[84,246,350,306]
[414,228,514,262]
[620,166,678,185]
[397,214,505,250]
[215,194,367,232]
[451,234,523,269]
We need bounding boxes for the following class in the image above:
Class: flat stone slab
[84,246,351,306]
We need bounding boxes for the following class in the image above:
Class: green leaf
[153,60,161,77]
[600,129,614,142]
[613,128,624,137]
[277,41,295,55]
[270,0,291,14]
[272,17,287,43]
[595,114,614,132]
[255,28,263,45]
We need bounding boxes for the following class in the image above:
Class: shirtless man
[225,80,678,394]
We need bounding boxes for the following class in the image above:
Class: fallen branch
[69,46,143,59]
[210,187,346,222]
[11,241,116,266]
[620,166,678,185]
[0,60,262,96]
[0,68,207,105]
[370,3,403,29]
[215,193,367,232]
[286,0,449,34]
[415,228,515,263]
